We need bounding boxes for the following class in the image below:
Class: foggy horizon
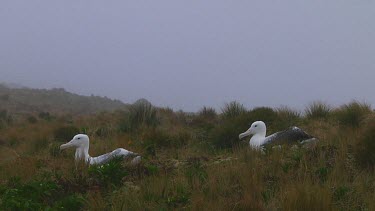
[1,1,374,112]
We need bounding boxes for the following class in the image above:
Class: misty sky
[1,1,374,111]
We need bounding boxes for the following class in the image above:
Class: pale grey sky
[1,1,374,111]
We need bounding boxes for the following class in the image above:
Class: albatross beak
[239,130,252,140]
[60,140,74,150]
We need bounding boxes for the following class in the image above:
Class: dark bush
[0,110,12,129]
[355,116,375,170]
[0,94,10,101]
[27,115,38,124]
[210,114,252,149]
[38,112,52,121]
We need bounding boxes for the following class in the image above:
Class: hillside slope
[0,84,128,115]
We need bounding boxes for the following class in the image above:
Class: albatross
[60,134,141,165]
[239,121,317,149]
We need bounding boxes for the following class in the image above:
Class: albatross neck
[250,133,267,148]
[75,145,91,163]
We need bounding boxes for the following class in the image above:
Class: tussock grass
[305,101,332,120]
[118,100,159,132]
[221,101,247,119]
[333,101,372,128]
[198,106,217,119]
[0,101,374,210]
[355,115,375,170]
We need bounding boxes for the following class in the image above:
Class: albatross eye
[77,137,81,140]
[254,125,257,128]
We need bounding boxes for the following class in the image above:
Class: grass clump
[221,101,246,119]
[191,106,218,132]
[305,101,332,120]
[355,116,375,170]
[139,128,190,155]
[198,106,217,119]
[210,114,251,149]
[276,106,301,129]
[119,99,159,132]
[334,101,372,127]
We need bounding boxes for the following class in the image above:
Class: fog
[1,1,374,111]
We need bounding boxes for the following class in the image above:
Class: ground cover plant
[0,100,374,210]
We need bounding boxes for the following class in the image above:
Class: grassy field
[0,100,374,210]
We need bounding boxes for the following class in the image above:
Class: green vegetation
[0,88,374,210]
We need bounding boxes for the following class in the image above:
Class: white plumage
[60,134,141,165]
[239,121,317,149]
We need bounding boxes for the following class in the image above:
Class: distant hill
[0,84,129,115]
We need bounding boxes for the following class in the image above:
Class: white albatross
[60,134,141,165]
[239,121,317,149]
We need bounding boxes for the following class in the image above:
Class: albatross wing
[90,148,138,165]
[263,126,314,147]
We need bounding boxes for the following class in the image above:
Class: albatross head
[239,121,267,140]
[60,134,89,150]
[60,134,91,162]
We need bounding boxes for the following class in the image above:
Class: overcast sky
[1,1,374,111]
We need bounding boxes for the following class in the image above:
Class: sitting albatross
[60,134,141,165]
[239,121,317,149]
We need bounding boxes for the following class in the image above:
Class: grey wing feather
[262,126,314,147]
[90,148,137,165]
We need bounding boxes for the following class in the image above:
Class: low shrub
[88,157,128,187]
[0,178,85,210]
